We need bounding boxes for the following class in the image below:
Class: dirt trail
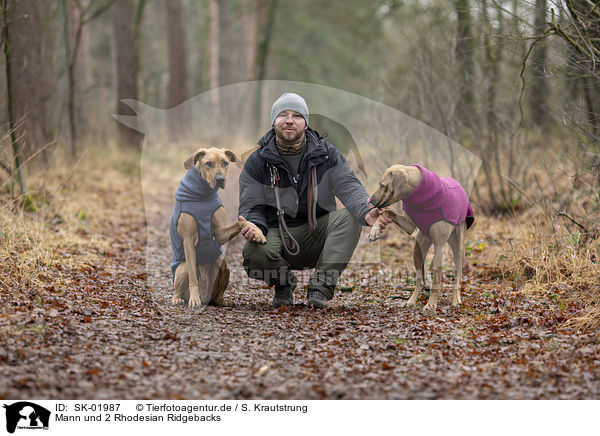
[1,183,599,400]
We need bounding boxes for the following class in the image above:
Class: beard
[274,128,307,155]
[275,125,304,144]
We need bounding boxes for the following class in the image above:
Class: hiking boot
[272,285,294,307]
[307,289,328,309]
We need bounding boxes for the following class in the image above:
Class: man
[238,93,388,308]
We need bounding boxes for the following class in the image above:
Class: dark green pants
[242,209,362,300]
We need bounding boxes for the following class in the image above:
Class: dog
[368,164,474,310]
[169,147,267,308]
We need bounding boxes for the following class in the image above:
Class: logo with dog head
[2,402,50,434]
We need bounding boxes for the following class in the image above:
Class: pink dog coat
[402,164,474,237]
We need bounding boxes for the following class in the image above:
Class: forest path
[1,181,598,400]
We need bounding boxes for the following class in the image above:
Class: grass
[0,142,141,297]
[469,162,600,330]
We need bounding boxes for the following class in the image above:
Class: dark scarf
[275,134,306,155]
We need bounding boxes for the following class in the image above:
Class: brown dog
[368,164,474,310]
[171,147,267,308]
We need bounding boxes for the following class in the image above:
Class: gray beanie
[269,93,309,127]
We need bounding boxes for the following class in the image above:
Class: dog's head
[369,165,409,209]
[184,147,237,189]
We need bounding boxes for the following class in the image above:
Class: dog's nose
[215,174,225,188]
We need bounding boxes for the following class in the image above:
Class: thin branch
[512,28,552,137]
[557,212,588,233]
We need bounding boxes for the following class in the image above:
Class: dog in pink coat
[368,164,474,310]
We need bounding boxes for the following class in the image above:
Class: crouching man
[238,93,388,309]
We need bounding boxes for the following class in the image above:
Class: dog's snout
[215,174,225,187]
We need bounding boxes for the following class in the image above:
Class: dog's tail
[465,203,475,233]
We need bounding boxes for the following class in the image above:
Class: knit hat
[269,93,309,127]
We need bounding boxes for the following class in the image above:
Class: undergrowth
[0,143,141,296]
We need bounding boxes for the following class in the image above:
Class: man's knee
[243,240,280,270]
[331,208,361,233]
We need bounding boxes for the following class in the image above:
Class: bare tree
[454,0,476,127]
[241,0,257,80]
[549,0,600,139]
[529,0,549,127]
[208,0,220,112]
[111,0,142,149]
[254,0,279,129]
[163,0,189,138]
[62,0,116,158]
[4,0,53,160]
[1,0,26,194]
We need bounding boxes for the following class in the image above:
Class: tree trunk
[62,0,77,158]
[1,0,26,194]
[454,0,475,127]
[111,0,142,149]
[529,0,548,127]
[208,0,220,113]
[241,0,257,80]
[163,0,189,138]
[254,0,278,130]
[5,0,53,160]
[218,0,232,86]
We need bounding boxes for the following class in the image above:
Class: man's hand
[239,216,265,243]
[364,206,392,229]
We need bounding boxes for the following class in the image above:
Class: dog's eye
[205,161,213,168]
[222,160,229,167]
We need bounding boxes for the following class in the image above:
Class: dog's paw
[188,294,203,308]
[254,227,267,245]
[422,302,438,311]
[368,225,382,242]
[172,296,186,306]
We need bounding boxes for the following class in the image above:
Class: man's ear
[184,150,206,170]
[223,149,237,163]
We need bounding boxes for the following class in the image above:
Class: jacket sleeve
[328,146,371,225]
[238,154,269,235]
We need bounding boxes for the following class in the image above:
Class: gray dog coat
[169,168,223,280]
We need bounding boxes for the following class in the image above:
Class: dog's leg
[209,256,229,306]
[212,207,267,244]
[197,263,212,305]
[391,211,417,235]
[403,231,431,307]
[173,262,189,305]
[423,222,453,311]
[177,213,204,308]
[448,223,465,307]
[212,207,243,244]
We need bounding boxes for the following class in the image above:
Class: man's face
[273,110,307,143]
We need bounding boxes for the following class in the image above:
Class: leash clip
[268,164,279,188]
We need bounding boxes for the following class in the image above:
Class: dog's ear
[184,150,206,170]
[222,149,237,163]
[391,167,409,193]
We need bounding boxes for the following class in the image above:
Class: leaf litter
[1,161,599,400]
